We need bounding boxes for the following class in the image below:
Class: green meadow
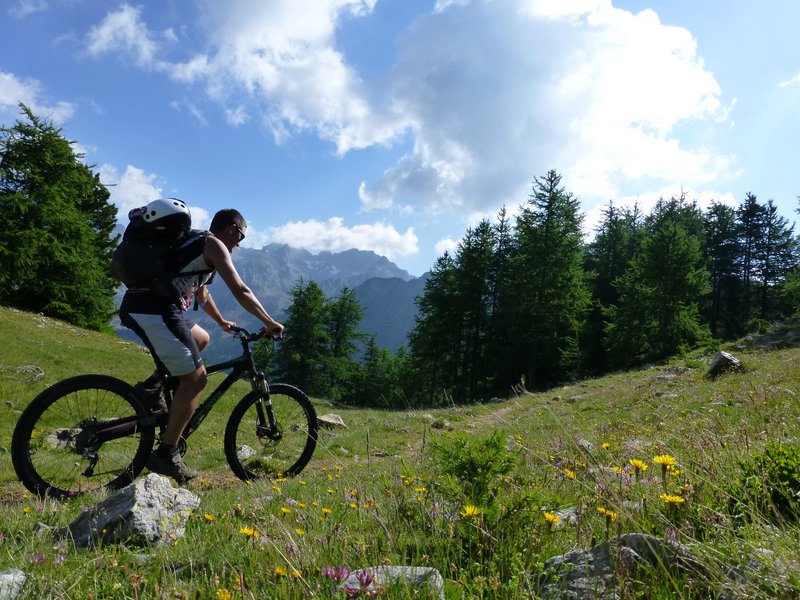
[2,305,800,598]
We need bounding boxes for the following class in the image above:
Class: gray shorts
[119,296,203,377]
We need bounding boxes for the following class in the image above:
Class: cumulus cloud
[99,163,212,228]
[83,0,737,241]
[85,5,208,82]
[259,217,418,261]
[193,0,402,152]
[359,0,734,220]
[434,236,460,257]
[98,164,163,219]
[0,70,74,123]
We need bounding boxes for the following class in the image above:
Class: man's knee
[192,325,211,352]
[178,367,207,395]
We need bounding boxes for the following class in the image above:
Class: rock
[340,566,445,599]
[707,351,742,378]
[237,445,256,461]
[318,413,347,429]
[55,474,200,548]
[533,533,704,599]
[0,569,26,600]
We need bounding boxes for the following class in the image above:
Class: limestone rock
[55,473,200,548]
[0,570,26,600]
[318,413,347,429]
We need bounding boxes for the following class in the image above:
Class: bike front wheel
[11,375,155,499]
[224,383,318,481]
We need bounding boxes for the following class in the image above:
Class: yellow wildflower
[565,469,576,480]
[322,507,333,515]
[216,589,232,600]
[281,507,292,515]
[667,465,682,477]
[597,507,619,522]
[601,442,611,449]
[203,513,215,522]
[460,504,482,519]
[274,566,288,577]
[544,512,561,525]
[629,459,648,472]
[239,527,260,539]
[653,454,676,467]
[295,528,305,536]
[660,493,686,505]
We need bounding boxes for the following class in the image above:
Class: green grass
[2,305,800,598]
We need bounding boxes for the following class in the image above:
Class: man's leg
[160,366,207,447]
[191,324,210,352]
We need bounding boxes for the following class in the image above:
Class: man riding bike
[119,202,283,483]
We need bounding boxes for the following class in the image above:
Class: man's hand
[262,321,284,339]
[219,320,237,332]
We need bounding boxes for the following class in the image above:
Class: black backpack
[111,203,204,299]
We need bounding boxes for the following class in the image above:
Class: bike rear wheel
[11,375,155,499]
[224,383,318,480]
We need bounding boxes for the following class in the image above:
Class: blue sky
[3,0,800,276]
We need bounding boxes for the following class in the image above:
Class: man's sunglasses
[234,224,246,242]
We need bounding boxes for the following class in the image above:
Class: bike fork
[254,376,281,441]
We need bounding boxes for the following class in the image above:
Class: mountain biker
[119,204,284,483]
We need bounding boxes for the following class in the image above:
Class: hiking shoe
[134,381,168,413]
[145,449,198,484]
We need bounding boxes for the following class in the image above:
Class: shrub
[733,443,800,522]
[431,430,517,507]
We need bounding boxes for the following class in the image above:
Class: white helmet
[143,198,190,223]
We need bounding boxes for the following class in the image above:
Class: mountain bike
[11,327,318,499]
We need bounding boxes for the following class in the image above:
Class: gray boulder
[318,413,347,429]
[534,533,705,599]
[55,474,200,548]
[707,351,742,378]
[0,570,26,600]
[340,566,444,599]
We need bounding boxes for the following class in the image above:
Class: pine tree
[511,170,590,388]
[0,105,117,330]
[736,192,764,324]
[605,195,709,366]
[274,279,330,396]
[408,253,460,403]
[323,286,365,400]
[753,199,797,319]
[703,201,742,338]
[584,201,643,371]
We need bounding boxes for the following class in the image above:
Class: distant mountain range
[115,244,428,363]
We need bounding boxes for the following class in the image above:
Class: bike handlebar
[228,325,282,344]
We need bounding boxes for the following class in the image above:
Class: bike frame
[95,330,275,444]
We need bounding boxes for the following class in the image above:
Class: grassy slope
[2,305,800,598]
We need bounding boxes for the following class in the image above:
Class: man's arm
[198,287,236,331]
[204,237,283,336]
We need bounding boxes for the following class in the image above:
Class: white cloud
[99,163,213,229]
[99,164,163,219]
[359,0,734,223]
[434,236,459,256]
[8,0,47,18]
[260,217,418,261]
[85,5,208,82]
[83,0,736,235]
[86,5,160,66]
[194,0,401,153]
[0,71,74,123]
[779,71,800,88]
